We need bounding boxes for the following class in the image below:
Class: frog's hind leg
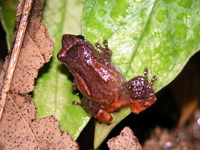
[73,98,113,123]
[124,68,157,114]
[95,40,112,64]
[95,108,113,123]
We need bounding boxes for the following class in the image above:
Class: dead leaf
[0,94,78,150]
[107,127,142,150]
[10,0,53,94]
[0,94,38,149]
[0,0,79,149]
[10,23,53,93]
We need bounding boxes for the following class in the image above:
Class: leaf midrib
[55,0,67,117]
[124,0,158,76]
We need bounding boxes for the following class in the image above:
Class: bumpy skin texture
[57,34,157,123]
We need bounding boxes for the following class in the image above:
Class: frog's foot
[73,98,112,123]
[95,40,109,53]
[124,68,157,114]
[129,96,157,114]
[95,40,112,64]
[144,68,158,88]
[95,109,113,123]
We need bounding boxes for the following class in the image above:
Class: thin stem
[0,0,34,119]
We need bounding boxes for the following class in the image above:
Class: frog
[57,34,157,123]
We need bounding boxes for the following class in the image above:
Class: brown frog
[57,34,157,123]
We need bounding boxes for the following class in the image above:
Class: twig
[0,0,34,119]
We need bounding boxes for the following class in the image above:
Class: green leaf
[0,0,18,49]
[33,0,90,140]
[82,0,200,148]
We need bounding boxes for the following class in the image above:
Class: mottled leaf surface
[82,0,200,148]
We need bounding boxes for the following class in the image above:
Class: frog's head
[62,34,85,50]
[57,34,85,62]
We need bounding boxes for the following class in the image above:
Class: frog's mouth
[57,48,67,62]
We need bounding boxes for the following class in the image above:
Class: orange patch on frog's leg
[74,72,91,96]
[95,109,113,123]
[130,96,157,114]
[105,98,129,113]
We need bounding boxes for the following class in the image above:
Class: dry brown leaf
[0,0,34,118]
[0,0,79,149]
[0,94,78,150]
[10,0,53,94]
[107,127,142,150]
[0,0,53,94]
[10,23,53,93]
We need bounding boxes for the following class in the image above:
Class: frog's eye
[76,35,85,40]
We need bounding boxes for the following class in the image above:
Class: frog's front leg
[73,98,113,123]
[72,81,78,91]
[95,40,112,65]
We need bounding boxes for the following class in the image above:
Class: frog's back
[65,45,121,105]
[58,37,123,107]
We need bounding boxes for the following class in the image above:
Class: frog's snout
[57,49,67,62]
